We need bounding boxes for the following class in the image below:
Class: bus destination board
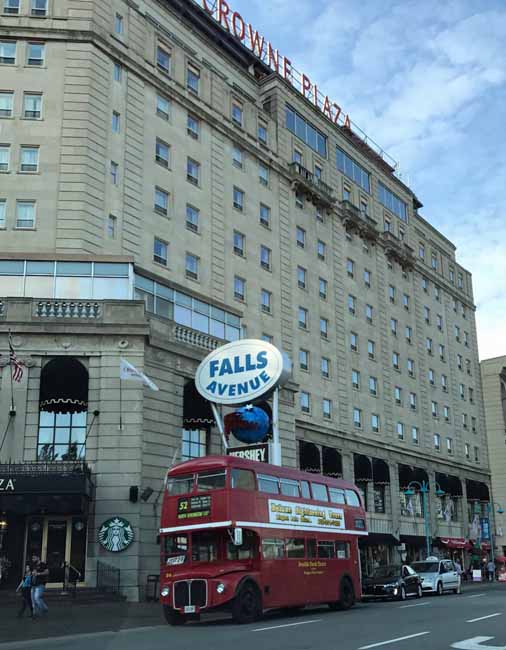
[177,495,211,520]
[268,499,345,530]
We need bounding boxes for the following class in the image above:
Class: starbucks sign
[98,517,134,552]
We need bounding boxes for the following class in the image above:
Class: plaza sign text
[192,0,351,130]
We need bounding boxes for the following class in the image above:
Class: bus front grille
[174,580,207,609]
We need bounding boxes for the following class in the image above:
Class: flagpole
[8,330,15,414]
[119,376,123,431]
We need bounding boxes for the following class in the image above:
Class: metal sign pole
[271,387,282,466]
[210,402,228,452]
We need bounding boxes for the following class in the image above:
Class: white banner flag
[120,358,159,391]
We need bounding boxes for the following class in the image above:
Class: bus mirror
[233,528,243,546]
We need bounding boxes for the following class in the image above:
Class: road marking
[253,619,322,632]
[452,637,506,650]
[399,602,430,609]
[358,631,430,649]
[0,626,167,649]
[467,613,502,623]
[466,594,486,599]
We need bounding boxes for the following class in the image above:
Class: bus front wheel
[163,606,187,626]
[232,583,262,624]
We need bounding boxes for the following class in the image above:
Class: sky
[226,0,506,361]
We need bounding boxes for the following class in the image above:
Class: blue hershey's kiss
[228,405,270,444]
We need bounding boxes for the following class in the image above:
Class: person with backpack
[16,565,33,618]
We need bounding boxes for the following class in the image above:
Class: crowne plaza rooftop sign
[192,0,352,130]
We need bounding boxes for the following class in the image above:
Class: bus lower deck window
[197,471,226,491]
[164,534,188,555]
[192,532,218,562]
[262,538,285,559]
[317,541,335,559]
[286,538,305,558]
[307,539,317,558]
[231,468,256,490]
[227,530,256,560]
[336,542,350,559]
[167,474,194,495]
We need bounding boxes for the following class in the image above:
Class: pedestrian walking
[31,560,49,618]
[16,565,33,618]
[487,559,495,582]
[454,559,463,579]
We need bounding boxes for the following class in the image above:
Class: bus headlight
[161,586,170,597]
[216,583,225,594]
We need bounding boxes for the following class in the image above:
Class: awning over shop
[354,454,372,482]
[466,479,490,501]
[398,465,429,489]
[183,380,215,427]
[372,458,390,485]
[438,537,471,550]
[299,440,321,474]
[400,535,426,546]
[322,446,342,478]
[359,533,399,546]
[436,473,463,497]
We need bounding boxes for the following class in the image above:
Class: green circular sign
[98,517,134,552]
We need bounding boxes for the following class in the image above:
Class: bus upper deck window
[280,479,300,497]
[197,471,226,491]
[311,482,329,502]
[329,487,346,504]
[345,489,361,507]
[166,474,194,495]
[300,481,310,499]
[231,469,256,490]
[257,474,279,494]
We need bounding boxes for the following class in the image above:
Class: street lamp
[486,502,505,564]
[404,480,445,560]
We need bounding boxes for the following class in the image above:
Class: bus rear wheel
[163,606,187,626]
[232,583,261,624]
[329,577,355,611]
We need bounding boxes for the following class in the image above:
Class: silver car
[411,558,461,595]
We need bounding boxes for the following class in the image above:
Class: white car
[411,558,461,595]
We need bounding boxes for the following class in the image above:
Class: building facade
[0,0,492,598]
[481,357,506,556]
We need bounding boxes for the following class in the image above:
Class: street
[1,584,505,650]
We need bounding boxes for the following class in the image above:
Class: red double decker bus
[159,455,367,625]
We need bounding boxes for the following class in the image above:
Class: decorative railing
[0,301,5,318]
[35,300,102,319]
[380,232,415,271]
[288,162,336,208]
[96,560,120,595]
[367,515,394,535]
[339,200,378,241]
[0,460,91,477]
[173,325,222,351]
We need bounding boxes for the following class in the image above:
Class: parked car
[411,558,461,595]
[362,564,422,601]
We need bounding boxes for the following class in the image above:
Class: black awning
[372,458,390,484]
[183,380,215,427]
[398,464,429,489]
[436,473,463,497]
[299,440,321,474]
[39,357,89,414]
[354,454,373,482]
[466,479,490,501]
[400,535,427,546]
[359,533,399,546]
[322,446,342,478]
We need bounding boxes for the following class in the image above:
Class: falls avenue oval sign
[195,339,290,406]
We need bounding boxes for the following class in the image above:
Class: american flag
[9,334,23,383]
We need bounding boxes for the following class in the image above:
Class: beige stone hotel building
[0,0,492,599]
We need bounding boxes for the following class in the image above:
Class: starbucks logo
[98,517,134,552]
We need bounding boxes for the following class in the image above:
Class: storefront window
[400,491,422,517]
[374,485,386,514]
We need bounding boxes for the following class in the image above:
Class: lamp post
[486,502,504,564]
[404,480,445,560]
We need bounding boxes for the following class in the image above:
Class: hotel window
[434,285,441,301]
[378,182,408,222]
[16,200,36,228]
[350,332,358,352]
[455,325,460,342]
[353,408,362,429]
[285,104,327,157]
[186,114,200,140]
[384,218,391,233]
[0,145,10,171]
[297,266,306,289]
[336,146,370,193]
[0,92,13,117]
[346,258,354,278]
[0,40,15,64]
[262,333,273,344]
[185,253,199,280]
[397,422,404,440]
[405,326,412,343]
[319,277,327,300]
[232,187,244,211]
[431,401,438,417]
[423,306,430,324]
[293,149,303,165]
[156,95,170,120]
[367,339,375,359]
[31,0,47,15]
[462,413,468,429]
[421,276,428,292]
[352,369,360,390]
[260,245,271,271]
[446,438,453,454]
[371,414,380,433]
[348,294,356,315]
[321,357,330,379]
[110,161,119,185]
[259,203,270,227]
[114,12,123,34]
[187,65,200,94]
[459,383,465,400]
[457,272,464,289]
[0,199,6,228]
[153,238,168,266]
[154,187,169,216]
[187,158,200,186]
[439,344,445,361]
[426,338,433,354]
[441,374,448,391]
[259,163,269,186]
[296,226,306,248]
[469,387,474,403]
[27,42,45,66]
[444,405,450,421]
[232,145,243,169]
[392,352,400,370]
[472,416,476,432]
[300,392,310,413]
[434,434,441,451]
[314,165,322,180]
[317,240,326,260]
[234,276,245,301]
[186,204,199,232]
[407,358,415,377]
[403,293,410,310]
[464,331,469,347]
[107,214,116,239]
[428,368,435,385]
[20,146,39,172]
[298,307,308,329]
[449,268,455,284]
[365,304,373,324]
[113,62,122,82]
[419,243,425,260]
[323,399,332,420]
[369,376,378,396]
[409,392,417,410]
[23,93,42,119]
[3,0,19,14]
[465,443,470,460]
[364,269,371,287]
[437,314,443,330]
[360,199,369,216]
[112,111,120,133]
[182,429,207,461]
[431,252,438,270]
[155,139,170,168]
[457,353,463,370]
[232,101,243,127]
[412,427,419,445]
[157,45,171,74]
[258,123,267,144]
[474,446,479,462]
[320,317,328,339]
[233,231,245,256]
[388,285,396,303]
[390,318,397,336]
[394,386,402,404]
[299,349,309,371]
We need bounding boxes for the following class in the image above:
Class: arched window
[37,358,88,461]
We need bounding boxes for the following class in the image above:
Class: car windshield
[412,562,439,573]
[372,565,401,578]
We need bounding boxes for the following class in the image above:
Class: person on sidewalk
[32,560,50,618]
[16,565,33,618]
[487,559,496,582]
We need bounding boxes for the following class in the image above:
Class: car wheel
[398,586,406,601]
[436,582,443,596]
[416,584,423,599]
[163,606,187,626]
[232,583,262,624]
